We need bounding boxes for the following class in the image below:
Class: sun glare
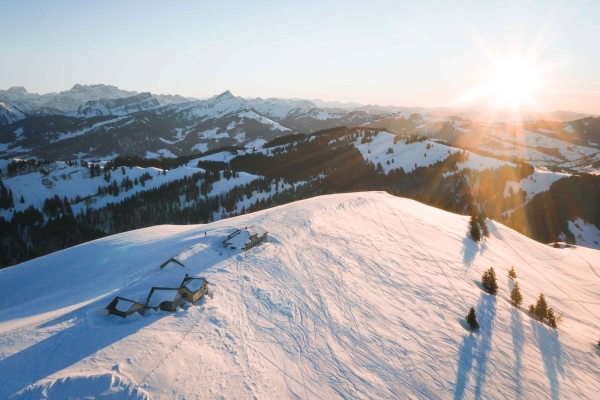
[487,58,542,110]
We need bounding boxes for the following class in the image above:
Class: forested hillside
[2,126,598,268]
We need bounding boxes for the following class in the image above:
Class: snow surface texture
[0,193,599,399]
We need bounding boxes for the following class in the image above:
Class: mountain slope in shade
[0,192,598,399]
[0,84,192,117]
[0,100,26,125]
[74,93,161,117]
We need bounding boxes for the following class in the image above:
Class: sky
[1,0,599,114]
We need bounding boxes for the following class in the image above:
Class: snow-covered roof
[114,298,136,312]
[146,289,179,308]
[182,277,206,292]
[247,227,267,238]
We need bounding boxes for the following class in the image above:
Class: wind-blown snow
[0,192,598,399]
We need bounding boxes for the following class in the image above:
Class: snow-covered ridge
[0,192,599,398]
[74,93,161,117]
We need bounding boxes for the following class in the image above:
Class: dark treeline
[0,195,105,267]
[1,126,593,268]
[506,174,600,243]
[111,146,245,170]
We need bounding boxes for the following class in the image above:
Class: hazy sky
[1,0,599,113]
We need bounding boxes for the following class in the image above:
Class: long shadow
[473,293,496,399]
[461,236,488,269]
[462,236,478,267]
[532,320,564,400]
[454,292,497,399]
[0,302,166,398]
[454,333,476,400]
[510,307,525,397]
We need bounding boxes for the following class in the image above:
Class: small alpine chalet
[178,275,209,304]
[145,287,183,312]
[223,227,268,251]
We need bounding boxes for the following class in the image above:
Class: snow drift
[0,192,599,399]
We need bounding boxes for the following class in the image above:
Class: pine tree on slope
[469,214,481,242]
[478,213,490,239]
[511,281,523,307]
[547,308,557,328]
[529,305,535,316]
[508,266,517,280]
[466,307,479,330]
[482,267,498,294]
[534,294,548,321]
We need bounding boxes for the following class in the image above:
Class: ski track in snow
[0,192,599,399]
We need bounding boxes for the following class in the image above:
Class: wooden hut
[145,287,183,312]
[223,227,268,251]
[244,228,268,251]
[179,275,209,304]
[105,296,145,318]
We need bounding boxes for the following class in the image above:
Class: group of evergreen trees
[469,212,490,243]
[466,265,559,331]
[528,294,558,328]
[0,179,14,209]
[481,267,498,294]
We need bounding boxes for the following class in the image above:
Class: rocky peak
[7,87,28,96]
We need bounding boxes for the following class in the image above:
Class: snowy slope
[0,192,599,399]
[354,131,510,174]
[0,160,261,221]
[0,100,27,125]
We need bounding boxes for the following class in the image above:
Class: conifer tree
[508,266,517,280]
[511,281,523,306]
[469,214,481,242]
[478,212,490,239]
[529,304,535,316]
[534,294,548,320]
[547,308,557,328]
[481,267,498,294]
[466,307,479,330]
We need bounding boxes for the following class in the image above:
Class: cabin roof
[146,288,180,308]
[114,298,137,312]
[181,277,207,293]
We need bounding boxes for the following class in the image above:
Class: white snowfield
[0,192,599,399]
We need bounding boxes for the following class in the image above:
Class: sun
[486,58,542,110]
[453,43,549,115]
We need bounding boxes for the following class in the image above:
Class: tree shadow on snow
[531,320,564,400]
[454,293,497,400]
[510,307,525,397]
[0,301,167,398]
[461,236,488,269]
[454,333,476,400]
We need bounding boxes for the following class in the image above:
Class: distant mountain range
[0,84,599,176]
